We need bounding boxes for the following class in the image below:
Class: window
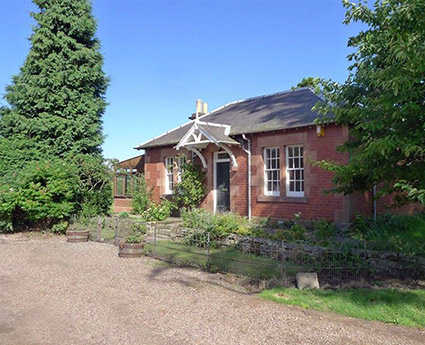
[165,157,174,194]
[216,152,229,160]
[177,155,186,183]
[286,145,304,197]
[264,147,280,196]
[124,168,137,196]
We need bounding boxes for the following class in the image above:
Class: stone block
[296,272,320,290]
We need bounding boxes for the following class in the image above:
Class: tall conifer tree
[0,0,108,174]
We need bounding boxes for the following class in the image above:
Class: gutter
[242,134,252,220]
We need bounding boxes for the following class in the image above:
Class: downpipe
[242,134,252,220]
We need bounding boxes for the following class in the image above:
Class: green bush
[125,227,146,244]
[131,222,147,234]
[351,213,425,255]
[142,199,173,221]
[72,154,113,218]
[315,219,337,240]
[131,173,152,214]
[0,155,113,232]
[51,221,69,234]
[272,223,306,242]
[119,212,130,219]
[181,208,254,240]
[172,160,205,209]
[181,207,211,229]
[0,159,80,231]
[183,231,218,248]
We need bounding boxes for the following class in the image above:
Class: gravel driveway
[0,234,424,345]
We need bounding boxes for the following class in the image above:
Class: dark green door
[216,161,230,212]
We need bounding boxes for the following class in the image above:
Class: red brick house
[134,88,408,225]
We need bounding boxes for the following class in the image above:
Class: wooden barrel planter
[118,243,144,258]
[66,230,90,243]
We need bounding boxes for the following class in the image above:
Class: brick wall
[143,124,421,223]
[248,124,351,223]
[113,198,133,213]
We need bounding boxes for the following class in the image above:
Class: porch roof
[176,122,239,150]
[175,121,240,168]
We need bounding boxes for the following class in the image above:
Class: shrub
[315,219,337,240]
[181,207,211,229]
[125,228,145,244]
[0,219,13,233]
[181,208,253,240]
[350,213,425,255]
[131,173,152,214]
[119,212,130,219]
[173,160,205,209]
[213,212,251,237]
[71,154,113,217]
[0,159,80,231]
[51,221,69,234]
[142,199,173,221]
[123,221,147,244]
[183,231,217,248]
[272,223,306,242]
[131,222,147,234]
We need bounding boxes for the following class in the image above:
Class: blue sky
[0,0,360,160]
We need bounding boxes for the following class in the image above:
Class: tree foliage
[0,0,108,164]
[131,173,153,215]
[0,159,80,231]
[315,0,425,205]
[292,77,322,94]
[0,0,111,230]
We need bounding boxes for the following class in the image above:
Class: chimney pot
[196,99,202,115]
[202,102,208,114]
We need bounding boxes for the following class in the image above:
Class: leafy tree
[71,154,113,217]
[292,77,322,94]
[0,0,109,174]
[315,0,425,205]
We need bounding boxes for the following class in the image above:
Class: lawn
[260,287,425,329]
[144,240,282,280]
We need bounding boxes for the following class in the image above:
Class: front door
[216,160,230,212]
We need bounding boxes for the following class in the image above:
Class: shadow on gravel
[147,264,255,295]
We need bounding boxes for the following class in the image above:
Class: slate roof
[136,87,326,149]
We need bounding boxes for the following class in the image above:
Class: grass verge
[260,287,425,328]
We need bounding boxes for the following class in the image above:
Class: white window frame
[165,157,174,194]
[177,155,186,183]
[286,145,304,197]
[213,151,231,213]
[264,147,280,196]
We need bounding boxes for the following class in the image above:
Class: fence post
[280,240,285,284]
[114,217,119,246]
[206,232,210,269]
[97,216,102,242]
[154,222,157,257]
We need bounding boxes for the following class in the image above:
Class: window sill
[257,196,308,203]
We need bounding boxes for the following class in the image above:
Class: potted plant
[66,217,90,243]
[118,223,147,258]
